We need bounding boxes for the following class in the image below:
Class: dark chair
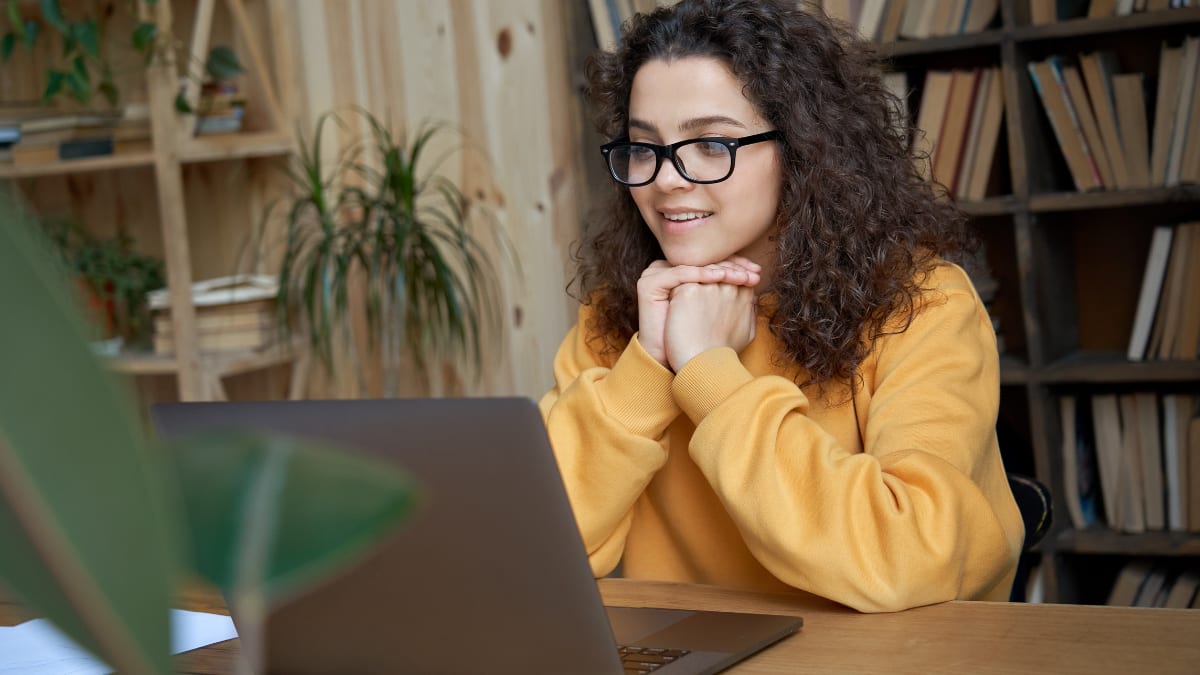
[1007,473,1052,551]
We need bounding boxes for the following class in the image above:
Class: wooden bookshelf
[1029,185,1200,213]
[0,152,157,179]
[1058,529,1200,557]
[1040,351,1200,385]
[886,0,1200,604]
[2,0,298,403]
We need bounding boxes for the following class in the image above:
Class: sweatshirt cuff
[671,347,755,425]
[595,333,680,436]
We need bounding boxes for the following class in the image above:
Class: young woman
[539,0,1023,613]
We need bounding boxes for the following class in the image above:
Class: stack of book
[1027,37,1200,193]
[1059,392,1200,535]
[148,274,280,354]
[194,81,246,136]
[1032,0,1196,25]
[911,66,1007,200]
[1128,222,1200,363]
[0,105,151,167]
[1107,560,1200,608]
[822,0,1000,42]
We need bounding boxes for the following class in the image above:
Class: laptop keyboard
[618,645,691,674]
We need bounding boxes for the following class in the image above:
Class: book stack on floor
[1059,393,1200,535]
[1032,0,1196,25]
[911,66,1007,200]
[1107,559,1200,608]
[0,104,151,167]
[148,274,280,355]
[1026,36,1200,193]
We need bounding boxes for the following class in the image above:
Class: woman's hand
[637,258,760,368]
[664,279,758,372]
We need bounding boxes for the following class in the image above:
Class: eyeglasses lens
[609,140,733,184]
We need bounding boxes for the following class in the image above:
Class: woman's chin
[663,250,725,268]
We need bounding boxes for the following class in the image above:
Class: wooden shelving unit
[2,0,297,402]
[884,0,1200,604]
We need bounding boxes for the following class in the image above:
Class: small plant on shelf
[45,219,165,351]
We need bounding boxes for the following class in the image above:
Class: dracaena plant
[0,193,416,675]
[272,108,512,397]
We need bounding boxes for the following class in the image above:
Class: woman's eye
[695,141,729,156]
[628,146,657,161]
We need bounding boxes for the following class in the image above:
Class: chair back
[1007,473,1052,551]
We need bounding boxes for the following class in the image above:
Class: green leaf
[1,32,13,61]
[74,20,98,58]
[131,21,156,53]
[174,90,192,113]
[41,69,65,102]
[0,194,179,674]
[170,431,416,599]
[7,0,20,35]
[66,56,89,103]
[205,45,243,82]
[39,0,65,33]
[98,79,117,106]
[98,64,117,106]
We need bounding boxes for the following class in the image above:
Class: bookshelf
[2,0,298,402]
[880,0,1200,604]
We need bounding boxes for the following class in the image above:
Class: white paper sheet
[0,609,238,674]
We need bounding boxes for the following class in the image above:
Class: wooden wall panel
[281,0,591,400]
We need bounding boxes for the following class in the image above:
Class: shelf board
[1056,528,1200,556]
[1029,185,1200,213]
[959,195,1017,217]
[105,350,181,376]
[1039,351,1200,384]
[880,29,1004,58]
[104,342,298,377]
[0,151,156,179]
[1012,7,1200,43]
[999,354,1031,385]
[181,131,295,164]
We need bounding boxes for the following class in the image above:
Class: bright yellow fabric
[539,263,1023,613]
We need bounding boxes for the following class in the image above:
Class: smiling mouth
[661,211,712,222]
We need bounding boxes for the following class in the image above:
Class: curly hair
[571,0,974,391]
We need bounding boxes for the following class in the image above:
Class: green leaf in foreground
[168,431,417,602]
[0,194,179,674]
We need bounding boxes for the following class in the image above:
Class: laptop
[152,397,802,674]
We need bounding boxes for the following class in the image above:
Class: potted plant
[45,220,165,352]
[0,194,416,674]
[272,108,512,396]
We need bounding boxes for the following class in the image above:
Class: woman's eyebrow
[680,115,746,132]
[628,118,658,134]
[628,115,748,135]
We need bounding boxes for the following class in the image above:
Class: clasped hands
[636,256,761,372]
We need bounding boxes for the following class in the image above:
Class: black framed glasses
[600,130,781,187]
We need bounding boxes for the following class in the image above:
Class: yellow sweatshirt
[539,263,1024,613]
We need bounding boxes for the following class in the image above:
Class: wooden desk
[4,579,1198,674]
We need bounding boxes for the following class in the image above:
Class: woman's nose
[653,155,692,191]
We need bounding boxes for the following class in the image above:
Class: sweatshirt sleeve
[672,278,1023,612]
[538,304,682,577]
